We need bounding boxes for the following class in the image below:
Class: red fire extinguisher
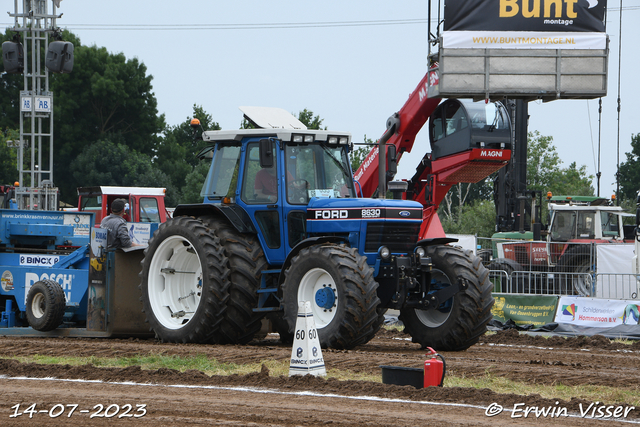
[424,347,446,387]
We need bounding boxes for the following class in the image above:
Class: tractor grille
[365,222,421,254]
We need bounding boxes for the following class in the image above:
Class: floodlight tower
[4,0,71,210]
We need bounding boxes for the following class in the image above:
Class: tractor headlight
[292,134,314,143]
[379,246,391,260]
[415,247,426,258]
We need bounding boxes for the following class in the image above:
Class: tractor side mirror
[259,139,273,168]
[387,144,397,177]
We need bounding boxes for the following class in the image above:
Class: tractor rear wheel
[201,216,268,344]
[139,216,230,343]
[26,279,66,331]
[282,244,383,349]
[557,245,594,296]
[399,245,494,351]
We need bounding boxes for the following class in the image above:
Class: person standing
[100,198,139,249]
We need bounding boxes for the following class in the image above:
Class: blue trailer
[0,209,154,337]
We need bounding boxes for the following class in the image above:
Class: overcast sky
[4,0,638,200]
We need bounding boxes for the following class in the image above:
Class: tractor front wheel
[282,244,383,349]
[400,245,494,351]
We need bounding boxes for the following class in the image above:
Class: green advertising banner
[492,294,559,327]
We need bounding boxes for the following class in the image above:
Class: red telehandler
[353,68,513,346]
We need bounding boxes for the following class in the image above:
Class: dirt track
[1,329,640,426]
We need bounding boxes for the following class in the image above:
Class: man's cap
[111,198,126,213]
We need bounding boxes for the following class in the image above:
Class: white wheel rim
[147,235,203,330]
[297,267,337,328]
[31,293,45,319]
[415,268,453,328]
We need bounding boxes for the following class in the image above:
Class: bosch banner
[443,0,607,49]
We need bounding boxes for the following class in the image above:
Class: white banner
[442,31,607,49]
[555,297,640,327]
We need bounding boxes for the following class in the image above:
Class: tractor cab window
[81,196,100,210]
[242,142,279,204]
[576,211,596,239]
[285,144,355,205]
[139,197,160,223]
[550,210,576,242]
[601,211,620,238]
[201,145,241,200]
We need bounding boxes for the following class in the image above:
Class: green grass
[3,354,639,406]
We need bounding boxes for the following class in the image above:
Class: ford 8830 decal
[307,207,422,221]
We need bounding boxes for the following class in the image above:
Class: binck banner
[443,0,607,49]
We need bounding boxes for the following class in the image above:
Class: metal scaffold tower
[7,0,65,210]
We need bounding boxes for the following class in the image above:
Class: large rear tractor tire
[282,244,383,349]
[201,216,268,344]
[399,245,494,351]
[139,216,230,343]
[26,280,66,331]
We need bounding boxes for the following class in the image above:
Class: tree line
[1,29,636,236]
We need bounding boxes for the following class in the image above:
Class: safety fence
[476,237,639,299]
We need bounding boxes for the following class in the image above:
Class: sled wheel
[399,245,494,351]
[282,244,383,349]
[139,216,230,343]
[26,279,66,332]
[201,216,268,344]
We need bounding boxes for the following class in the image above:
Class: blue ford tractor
[139,107,500,350]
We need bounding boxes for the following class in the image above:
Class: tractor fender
[278,236,347,285]
[173,203,257,234]
[417,237,459,247]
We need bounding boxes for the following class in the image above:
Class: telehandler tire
[282,244,383,349]
[201,216,268,344]
[139,216,230,343]
[26,279,66,331]
[399,245,494,351]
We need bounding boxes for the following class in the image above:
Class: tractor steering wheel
[290,179,309,204]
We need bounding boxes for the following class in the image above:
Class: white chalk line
[1,375,639,423]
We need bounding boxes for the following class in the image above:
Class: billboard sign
[443,0,607,49]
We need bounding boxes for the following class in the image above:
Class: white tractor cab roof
[79,186,166,197]
[199,106,351,153]
[201,128,352,145]
[198,129,353,161]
